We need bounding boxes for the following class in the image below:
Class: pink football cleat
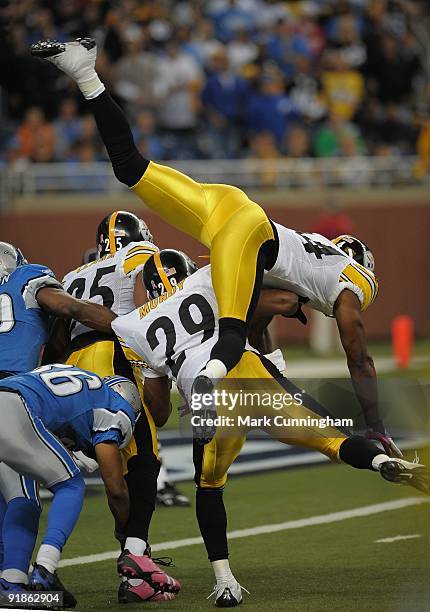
[117,550,181,595]
[118,578,177,603]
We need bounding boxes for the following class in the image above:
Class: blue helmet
[0,241,27,278]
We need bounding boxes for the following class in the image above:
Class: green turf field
[38,456,430,612]
[36,340,430,611]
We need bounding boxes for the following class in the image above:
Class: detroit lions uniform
[0,263,62,539]
[0,365,135,487]
[0,264,62,376]
[62,240,159,470]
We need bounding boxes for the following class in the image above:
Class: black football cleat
[380,457,429,495]
[156,482,191,507]
[208,580,248,607]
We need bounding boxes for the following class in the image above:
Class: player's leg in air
[31,38,279,393]
[193,351,429,606]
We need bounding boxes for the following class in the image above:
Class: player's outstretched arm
[37,287,116,333]
[95,441,130,530]
[334,290,379,424]
[334,290,401,457]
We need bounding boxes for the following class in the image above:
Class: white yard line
[58,496,429,568]
[375,534,423,543]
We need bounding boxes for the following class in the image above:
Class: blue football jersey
[0,264,62,374]
[1,364,136,456]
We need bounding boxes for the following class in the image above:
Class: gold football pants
[194,351,348,489]
[65,336,158,474]
[132,162,275,321]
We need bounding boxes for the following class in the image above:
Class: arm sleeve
[21,265,63,309]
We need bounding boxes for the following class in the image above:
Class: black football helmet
[96,211,153,257]
[143,249,198,298]
[332,235,375,272]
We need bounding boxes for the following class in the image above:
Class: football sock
[208,318,247,375]
[124,537,147,556]
[125,454,159,542]
[2,569,28,584]
[212,559,235,583]
[42,474,85,554]
[1,498,41,584]
[157,462,168,492]
[88,91,149,186]
[35,544,61,575]
[196,488,228,562]
[339,435,383,470]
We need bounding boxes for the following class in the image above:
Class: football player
[31,38,279,405]
[112,250,428,606]
[0,365,140,608]
[0,241,115,598]
[49,212,181,603]
[30,39,397,457]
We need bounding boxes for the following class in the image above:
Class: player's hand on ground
[366,430,403,458]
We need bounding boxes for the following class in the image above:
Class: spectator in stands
[288,53,327,122]
[227,28,258,71]
[265,17,312,78]
[210,0,256,43]
[187,18,223,68]
[283,125,311,158]
[202,47,250,158]
[113,25,159,116]
[155,39,204,158]
[366,33,420,104]
[8,107,56,163]
[54,98,83,159]
[27,7,65,45]
[133,110,165,160]
[248,131,281,187]
[246,69,296,148]
[313,111,364,158]
[321,50,364,121]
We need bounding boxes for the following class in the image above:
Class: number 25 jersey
[62,241,158,341]
[266,224,378,316]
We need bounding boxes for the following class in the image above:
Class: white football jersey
[265,223,378,316]
[63,241,158,341]
[113,266,230,401]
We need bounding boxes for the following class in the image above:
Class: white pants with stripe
[0,391,79,491]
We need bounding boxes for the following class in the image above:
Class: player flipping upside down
[111,250,429,607]
[32,37,398,454]
[31,38,279,397]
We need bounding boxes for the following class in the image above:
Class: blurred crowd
[1,0,430,168]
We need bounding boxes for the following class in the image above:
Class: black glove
[284,296,309,325]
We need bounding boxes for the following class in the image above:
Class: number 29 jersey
[266,224,378,316]
[62,241,158,341]
[112,266,224,402]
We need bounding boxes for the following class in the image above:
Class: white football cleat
[208,579,248,607]
[379,456,429,495]
[30,38,102,97]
